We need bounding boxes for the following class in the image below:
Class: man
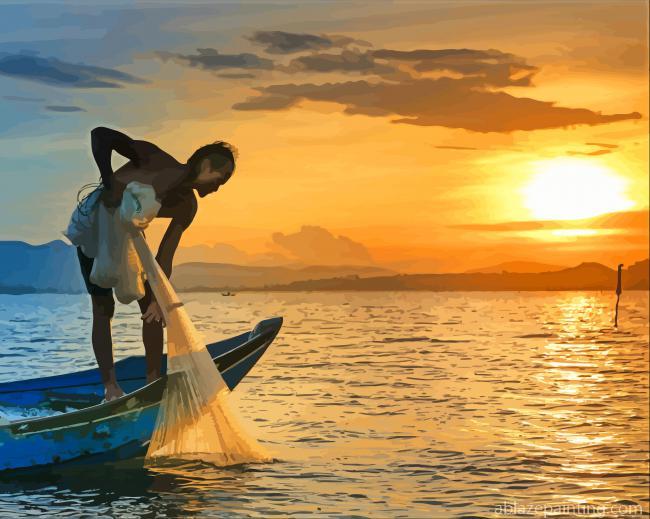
[75,126,236,401]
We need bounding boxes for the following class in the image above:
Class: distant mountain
[466,261,566,274]
[0,240,84,293]
[1,240,646,294]
[172,263,396,291]
[174,243,293,267]
[263,260,649,292]
[0,240,395,293]
[625,259,650,290]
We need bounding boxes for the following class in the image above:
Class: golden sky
[1,1,648,272]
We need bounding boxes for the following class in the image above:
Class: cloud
[3,95,46,102]
[174,242,292,267]
[569,41,648,72]
[231,44,641,132]
[0,53,144,88]
[568,149,613,156]
[217,72,257,79]
[371,48,538,86]
[453,220,551,232]
[585,142,618,149]
[280,47,530,83]
[435,145,480,151]
[45,105,86,112]
[452,210,650,232]
[272,225,375,265]
[282,49,398,77]
[246,30,370,54]
[568,142,619,156]
[154,48,273,71]
[233,77,641,132]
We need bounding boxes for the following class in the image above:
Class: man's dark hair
[186,141,237,182]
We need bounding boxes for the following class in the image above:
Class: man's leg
[90,293,124,400]
[138,294,164,383]
[77,247,123,401]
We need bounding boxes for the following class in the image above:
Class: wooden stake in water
[614,264,623,328]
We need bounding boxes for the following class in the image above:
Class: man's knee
[92,295,115,319]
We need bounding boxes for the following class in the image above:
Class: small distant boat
[0,317,282,472]
[221,291,236,296]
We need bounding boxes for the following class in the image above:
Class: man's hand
[142,301,165,326]
[100,188,122,208]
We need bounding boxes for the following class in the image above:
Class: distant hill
[625,259,650,290]
[0,240,85,293]
[172,263,396,291]
[263,260,649,292]
[0,240,394,293]
[466,261,566,274]
[0,240,646,293]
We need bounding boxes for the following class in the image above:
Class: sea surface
[0,291,648,518]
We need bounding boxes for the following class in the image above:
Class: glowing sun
[523,158,633,220]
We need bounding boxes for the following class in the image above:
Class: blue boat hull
[0,317,282,471]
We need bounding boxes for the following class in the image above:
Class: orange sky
[1,1,647,273]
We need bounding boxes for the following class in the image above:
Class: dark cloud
[45,105,86,112]
[372,48,538,86]
[154,48,273,71]
[246,30,370,54]
[0,54,144,88]
[217,72,257,79]
[435,145,480,151]
[3,95,45,102]
[272,225,375,266]
[568,142,619,156]
[585,142,618,149]
[282,49,397,77]
[232,44,640,132]
[452,210,650,232]
[568,149,613,156]
[280,47,530,84]
[233,77,641,132]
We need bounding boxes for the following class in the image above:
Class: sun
[522,158,634,220]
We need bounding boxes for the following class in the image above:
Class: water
[0,291,648,518]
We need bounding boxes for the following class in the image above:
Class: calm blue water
[0,291,648,518]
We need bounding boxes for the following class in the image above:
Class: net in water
[132,232,271,466]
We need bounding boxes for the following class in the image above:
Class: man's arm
[91,126,141,189]
[141,196,196,321]
[156,196,198,278]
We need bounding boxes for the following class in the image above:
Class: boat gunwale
[0,318,281,396]
[3,378,166,435]
[1,318,282,433]
[0,332,251,395]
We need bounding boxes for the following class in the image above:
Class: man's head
[186,141,237,197]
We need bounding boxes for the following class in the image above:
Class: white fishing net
[132,231,271,466]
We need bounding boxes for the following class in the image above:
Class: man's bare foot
[146,370,161,384]
[104,383,125,402]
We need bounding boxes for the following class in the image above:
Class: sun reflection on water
[522,293,647,507]
[0,291,647,517]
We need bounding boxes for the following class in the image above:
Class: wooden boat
[0,317,282,471]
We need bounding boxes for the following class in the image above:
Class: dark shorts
[77,247,151,309]
[76,247,113,297]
